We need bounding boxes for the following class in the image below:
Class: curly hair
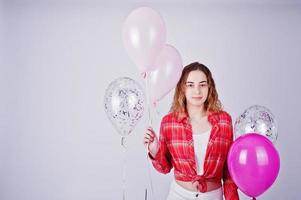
[170,62,223,114]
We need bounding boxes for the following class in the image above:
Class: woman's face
[185,70,209,107]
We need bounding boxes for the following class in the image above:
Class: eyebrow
[186,81,207,84]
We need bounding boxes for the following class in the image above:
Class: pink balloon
[122,7,166,73]
[227,133,280,198]
[149,44,182,103]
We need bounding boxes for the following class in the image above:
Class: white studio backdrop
[1,0,301,199]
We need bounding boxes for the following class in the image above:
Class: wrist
[148,146,158,158]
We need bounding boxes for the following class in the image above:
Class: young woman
[143,62,239,200]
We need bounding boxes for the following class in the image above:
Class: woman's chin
[187,101,204,107]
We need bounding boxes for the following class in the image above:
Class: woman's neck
[186,104,207,121]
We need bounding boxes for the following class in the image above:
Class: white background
[1,0,301,199]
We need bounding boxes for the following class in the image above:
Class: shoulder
[161,112,179,123]
[218,111,232,123]
[159,112,182,136]
[160,112,185,130]
[208,111,232,125]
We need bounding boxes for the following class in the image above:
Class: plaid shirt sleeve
[222,114,239,200]
[148,117,173,174]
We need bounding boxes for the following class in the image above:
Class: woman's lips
[192,97,202,100]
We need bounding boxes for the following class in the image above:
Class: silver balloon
[234,105,278,143]
[104,77,145,136]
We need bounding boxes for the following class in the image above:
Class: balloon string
[121,137,127,200]
[146,149,157,200]
[143,72,157,200]
[153,102,160,116]
[143,72,153,126]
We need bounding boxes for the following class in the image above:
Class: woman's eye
[200,84,207,87]
[187,84,193,87]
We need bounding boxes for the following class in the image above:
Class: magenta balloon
[227,133,280,198]
[122,7,166,72]
[149,44,182,103]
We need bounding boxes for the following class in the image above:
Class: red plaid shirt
[149,111,239,200]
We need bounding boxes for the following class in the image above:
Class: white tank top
[193,128,211,175]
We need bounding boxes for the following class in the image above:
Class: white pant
[167,179,223,200]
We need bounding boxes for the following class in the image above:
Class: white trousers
[166,179,223,200]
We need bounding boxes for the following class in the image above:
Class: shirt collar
[175,110,220,125]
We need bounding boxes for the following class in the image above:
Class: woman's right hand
[143,127,159,157]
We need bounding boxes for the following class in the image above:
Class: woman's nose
[194,86,201,94]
